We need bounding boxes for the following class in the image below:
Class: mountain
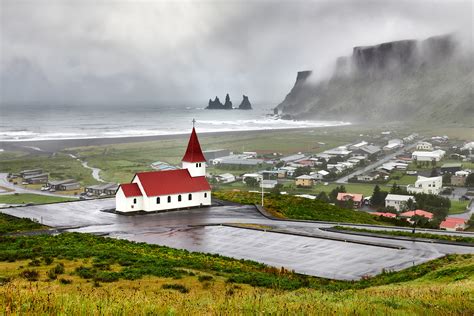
[275,34,473,124]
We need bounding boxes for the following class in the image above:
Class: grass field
[449,200,470,215]
[0,213,45,234]
[0,193,75,205]
[0,232,473,315]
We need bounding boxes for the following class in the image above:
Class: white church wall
[115,188,144,212]
[182,161,206,177]
[142,190,211,212]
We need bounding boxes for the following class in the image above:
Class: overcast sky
[0,0,472,107]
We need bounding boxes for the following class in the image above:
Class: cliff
[276,34,472,124]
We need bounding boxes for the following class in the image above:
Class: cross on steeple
[192,118,196,128]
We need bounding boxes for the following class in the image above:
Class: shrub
[28,258,41,267]
[198,275,213,282]
[162,283,189,293]
[59,278,73,284]
[21,269,39,281]
[53,263,65,275]
[43,257,54,265]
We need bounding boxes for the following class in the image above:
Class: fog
[0,0,471,107]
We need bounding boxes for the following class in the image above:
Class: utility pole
[261,180,264,207]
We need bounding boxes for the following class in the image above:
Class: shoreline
[0,126,348,153]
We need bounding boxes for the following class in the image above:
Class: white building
[385,194,415,212]
[407,176,443,195]
[310,170,329,180]
[115,127,211,213]
[416,142,433,151]
[216,173,236,183]
[411,150,445,162]
[242,173,262,183]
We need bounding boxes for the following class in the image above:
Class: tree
[442,173,451,185]
[385,206,398,214]
[270,183,283,195]
[465,173,474,187]
[370,185,387,207]
[316,191,329,203]
[244,177,258,188]
[329,185,346,202]
[406,198,415,211]
[431,159,437,168]
[293,166,312,178]
[275,161,284,168]
[430,168,438,177]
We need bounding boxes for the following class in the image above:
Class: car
[460,195,470,201]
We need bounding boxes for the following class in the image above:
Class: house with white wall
[385,194,415,212]
[115,127,211,213]
[416,141,433,151]
[407,176,443,195]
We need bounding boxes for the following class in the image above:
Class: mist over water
[0,104,348,141]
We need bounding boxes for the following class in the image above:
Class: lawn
[0,193,75,205]
[213,191,406,225]
[449,200,470,215]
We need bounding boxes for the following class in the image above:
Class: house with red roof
[371,212,397,218]
[399,209,434,220]
[440,218,467,231]
[115,127,211,213]
[336,192,364,208]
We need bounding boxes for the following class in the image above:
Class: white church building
[115,127,211,213]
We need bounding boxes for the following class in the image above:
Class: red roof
[440,217,466,229]
[371,212,397,218]
[135,169,210,196]
[337,193,363,202]
[119,183,142,197]
[400,209,434,219]
[182,128,206,162]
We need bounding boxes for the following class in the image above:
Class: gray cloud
[0,0,472,107]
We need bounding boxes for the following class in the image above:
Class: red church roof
[119,183,142,197]
[135,169,210,197]
[182,128,206,162]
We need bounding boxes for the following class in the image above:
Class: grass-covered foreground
[0,213,45,234]
[0,233,473,315]
[0,193,75,206]
[332,226,474,244]
[214,191,407,226]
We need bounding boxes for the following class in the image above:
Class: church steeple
[182,125,206,163]
[182,121,207,177]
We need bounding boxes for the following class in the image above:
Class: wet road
[1,198,473,280]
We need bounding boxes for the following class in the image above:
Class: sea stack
[238,95,252,110]
[206,96,224,109]
[223,93,233,109]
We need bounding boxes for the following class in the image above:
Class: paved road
[335,142,418,184]
[0,173,79,199]
[1,198,472,281]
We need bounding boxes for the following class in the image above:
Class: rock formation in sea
[238,95,252,110]
[206,96,224,109]
[223,93,233,109]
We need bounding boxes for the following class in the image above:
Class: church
[115,126,211,213]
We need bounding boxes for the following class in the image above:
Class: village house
[407,176,443,195]
[47,179,80,191]
[310,170,329,180]
[416,141,433,151]
[20,168,43,178]
[440,163,463,174]
[242,173,262,183]
[115,127,211,213]
[385,194,414,212]
[451,170,470,186]
[371,212,397,218]
[400,209,434,222]
[261,179,278,189]
[215,173,236,183]
[85,183,119,196]
[356,172,380,182]
[351,145,381,158]
[440,218,467,231]
[203,149,231,161]
[336,193,364,208]
[411,150,445,162]
[23,173,48,184]
[295,175,314,187]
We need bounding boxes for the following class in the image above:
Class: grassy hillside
[0,212,46,234]
[213,191,406,225]
[0,232,473,315]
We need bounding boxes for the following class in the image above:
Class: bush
[162,283,189,293]
[198,275,213,282]
[21,269,39,281]
[59,278,73,284]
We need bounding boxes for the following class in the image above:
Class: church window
[199,163,201,167]
[156,197,160,204]
[204,192,208,198]
[178,195,182,202]
[188,193,192,200]
[133,198,137,204]
[167,196,171,203]
[196,163,198,167]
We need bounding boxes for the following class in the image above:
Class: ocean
[0,104,349,142]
